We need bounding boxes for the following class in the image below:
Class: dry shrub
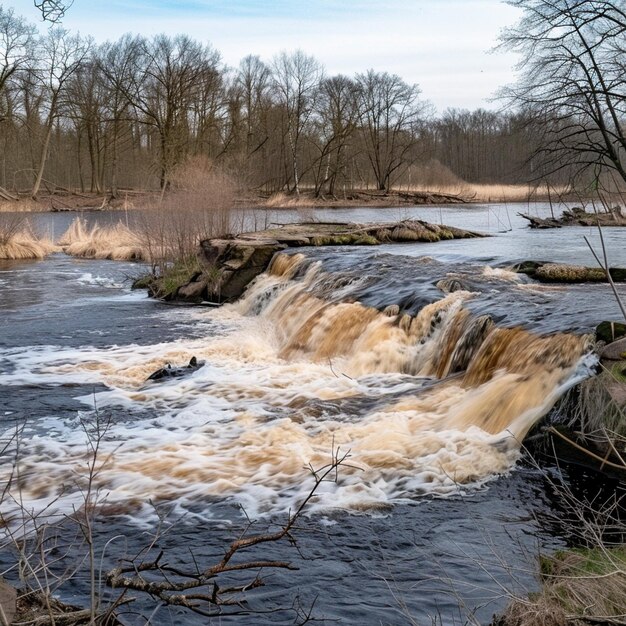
[498,547,626,626]
[137,156,235,271]
[496,599,567,626]
[0,214,56,260]
[264,192,317,209]
[59,218,145,261]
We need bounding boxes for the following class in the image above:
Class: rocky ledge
[137,220,484,304]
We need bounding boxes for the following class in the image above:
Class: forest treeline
[0,6,560,198]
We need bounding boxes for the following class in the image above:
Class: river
[1,203,625,625]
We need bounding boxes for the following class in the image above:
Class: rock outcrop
[147,220,484,304]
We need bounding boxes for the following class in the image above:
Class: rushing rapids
[0,249,595,527]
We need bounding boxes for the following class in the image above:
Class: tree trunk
[32,112,55,199]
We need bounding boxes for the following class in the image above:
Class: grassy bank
[497,546,626,626]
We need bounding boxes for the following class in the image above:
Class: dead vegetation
[0,409,352,624]
[0,214,56,260]
[495,494,626,626]
[58,218,145,262]
[57,157,236,266]
[137,156,236,271]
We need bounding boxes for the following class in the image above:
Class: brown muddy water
[1,203,626,625]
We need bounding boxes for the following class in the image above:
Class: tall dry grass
[0,198,44,213]
[58,158,236,266]
[403,161,571,202]
[405,182,570,203]
[59,218,145,261]
[0,214,56,260]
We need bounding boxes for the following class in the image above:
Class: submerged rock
[514,261,626,283]
[436,277,467,293]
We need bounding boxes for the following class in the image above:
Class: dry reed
[59,218,145,261]
[405,182,571,203]
[0,214,56,260]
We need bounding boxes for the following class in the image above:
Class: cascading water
[0,251,595,527]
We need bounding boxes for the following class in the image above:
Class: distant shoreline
[0,184,589,213]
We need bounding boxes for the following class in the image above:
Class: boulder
[176,279,207,303]
[199,238,286,303]
[147,356,204,381]
[601,337,626,361]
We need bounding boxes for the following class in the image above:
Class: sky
[8,0,522,112]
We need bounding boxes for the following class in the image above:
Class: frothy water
[1,251,595,529]
[1,212,618,624]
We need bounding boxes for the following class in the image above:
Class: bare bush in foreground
[138,156,236,272]
[1,409,350,624]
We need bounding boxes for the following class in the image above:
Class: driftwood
[358,190,470,204]
[396,190,471,204]
[39,178,92,199]
[518,212,562,229]
[520,206,626,228]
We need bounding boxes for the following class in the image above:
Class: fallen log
[0,185,18,201]
[518,212,562,228]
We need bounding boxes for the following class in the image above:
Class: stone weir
[163,220,484,304]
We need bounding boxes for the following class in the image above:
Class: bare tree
[500,0,626,186]
[311,74,359,197]
[272,50,323,195]
[355,70,426,191]
[119,34,222,189]
[30,27,91,198]
[34,0,73,23]
[96,35,143,197]
[237,55,272,159]
[0,7,34,100]
[66,58,108,193]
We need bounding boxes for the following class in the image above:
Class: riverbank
[493,320,626,626]
[0,183,578,213]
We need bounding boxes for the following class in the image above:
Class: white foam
[0,271,595,528]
